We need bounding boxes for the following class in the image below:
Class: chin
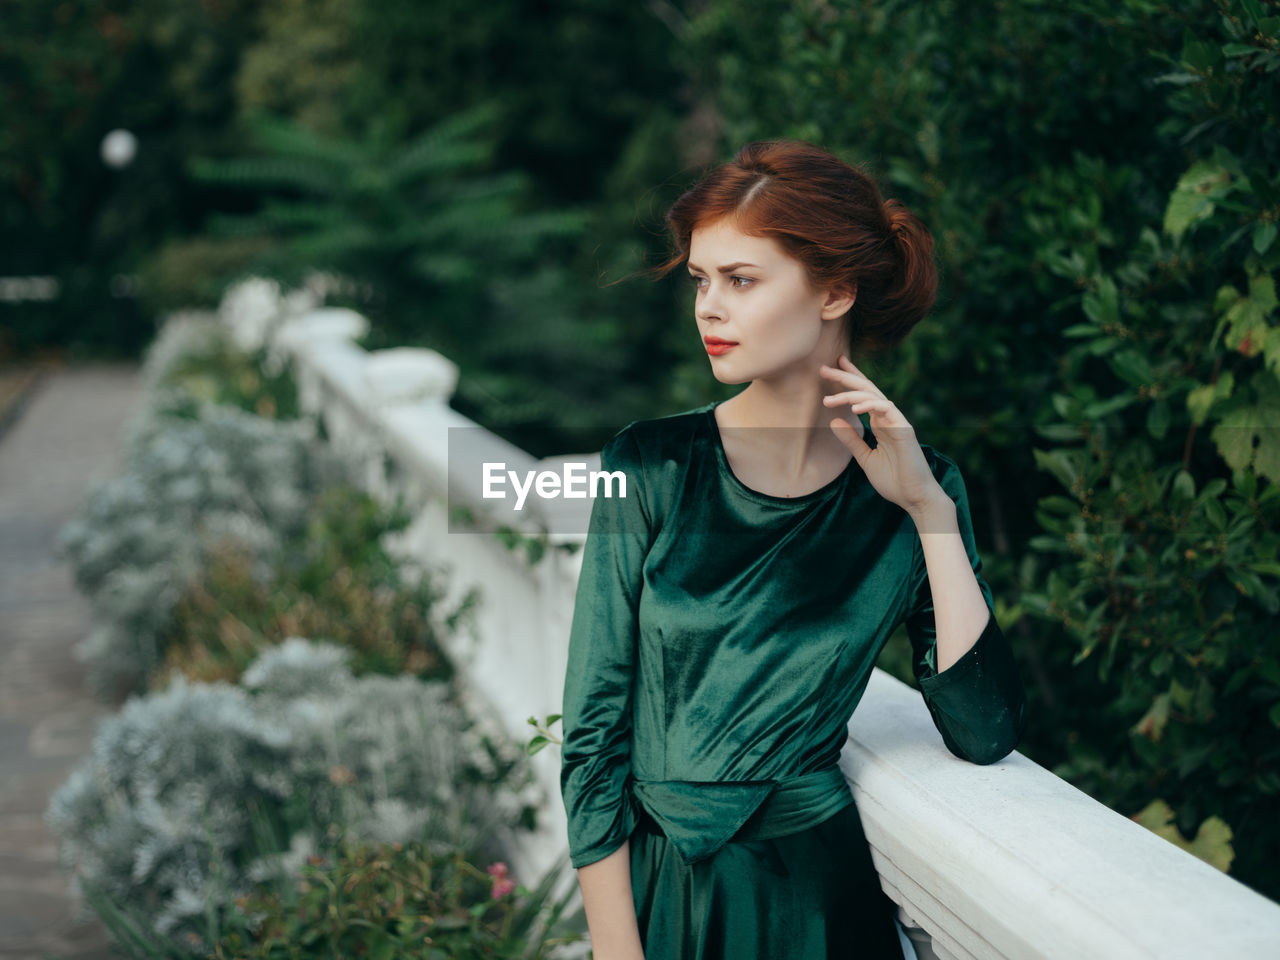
[710,366,753,386]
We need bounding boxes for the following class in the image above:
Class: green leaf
[1084,392,1137,419]
[1181,30,1220,71]
[1186,372,1235,425]
[1147,400,1171,439]
[1222,42,1258,57]
[1133,692,1171,741]
[1086,336,1123,356]
[1033,448,1079,491]
[1082,276,1120,326]
[1250,273,1278,313]
[1240,0,1265,28]
[1153,70,1201,86]
[1210,373,1280,482]
[1107,349,1154,387]
[887,160,931,195]
[1038,495,1080,515]
[1172,469,1196,501]
[1052,393,1077,419]
[1203,495,1228,530]
[1035,422,1087,442]
[1194,477,1229,504]
[1187,384,1217,425]
[1164,160,1231,240]
[1028,534,1075,554]
[1254,221,1276,257]
[1187,816,1235,872]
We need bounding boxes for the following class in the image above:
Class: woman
[560,140,1027,959]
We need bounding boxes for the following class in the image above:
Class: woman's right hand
[576,841,646,960]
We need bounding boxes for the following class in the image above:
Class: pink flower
[486,862,516,898]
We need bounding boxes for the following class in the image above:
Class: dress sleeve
[903,453,1027,765]
[560,427,651,868]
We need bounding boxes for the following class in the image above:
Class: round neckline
[704,400,856,505]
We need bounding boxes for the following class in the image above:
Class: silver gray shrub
[136,310,231,396]
[56,389,349,696]
[47,638,533,956]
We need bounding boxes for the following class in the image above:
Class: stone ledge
[843,667,1280,960]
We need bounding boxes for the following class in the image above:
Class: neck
[717,358,854,483]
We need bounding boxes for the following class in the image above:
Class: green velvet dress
[560,400,1027,959]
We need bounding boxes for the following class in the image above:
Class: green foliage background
[6,0,1278,904]
[682,0,1280,900]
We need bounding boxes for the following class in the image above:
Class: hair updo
[654,140,938,359]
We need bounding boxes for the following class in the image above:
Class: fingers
[819,355,885,400]
[822,389,877,406]
[824,387,905,427]
[843,399,895,415]
[830,418,871,460]
[823,389,898,416]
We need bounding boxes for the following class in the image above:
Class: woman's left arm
[822,354,1027,764]
[900,457,1028,765]
[909,489,993,674]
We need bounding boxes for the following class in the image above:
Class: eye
[688,274,708,289]
[730,276,754,288]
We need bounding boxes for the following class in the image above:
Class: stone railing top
[363,347,458,406]
[277,307,370,346]
[843,668,1280,960]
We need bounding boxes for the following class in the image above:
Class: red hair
[655,140,937,358]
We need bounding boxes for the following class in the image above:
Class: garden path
[0,362,142,960]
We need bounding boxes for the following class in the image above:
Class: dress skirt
[629,798,907,959]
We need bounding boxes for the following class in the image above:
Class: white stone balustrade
[225,280,1280,959]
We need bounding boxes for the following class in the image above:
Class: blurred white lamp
[100,129,137,169]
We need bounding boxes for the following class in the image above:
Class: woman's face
[687,217,852,386]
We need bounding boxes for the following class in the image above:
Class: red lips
[705,337,737,356]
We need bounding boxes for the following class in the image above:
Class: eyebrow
[686,261,760,273]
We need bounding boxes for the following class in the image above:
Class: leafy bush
[156,483,471,688]
[55,401,345,697]
[213,841,585,960]
[138,309,304,422]
[1014,1,1280,897]
[47,639,539,958]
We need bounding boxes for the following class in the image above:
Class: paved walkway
[0,363,143,960]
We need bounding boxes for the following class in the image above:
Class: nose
[695,281,725,324]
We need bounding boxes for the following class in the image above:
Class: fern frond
[388,139,490,186]
[189,157,340,196]
[409,252,479,283]
[292,224,386,260]
[245,113,363,169]
[257,201,347,231]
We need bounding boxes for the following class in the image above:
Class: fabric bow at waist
[630,766,854,865]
